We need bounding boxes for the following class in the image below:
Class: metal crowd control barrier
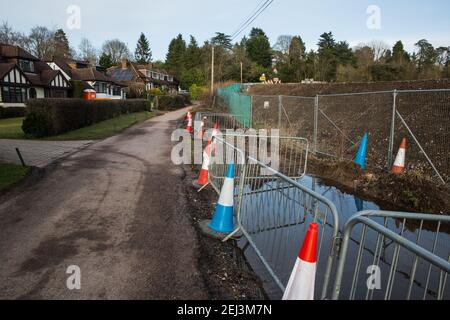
[236,157,340,300]
[208,133,309,196]
[195,112,247,131]
[332,211,450,300]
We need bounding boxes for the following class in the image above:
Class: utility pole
[211,46,215,95]
[240,61,243,84]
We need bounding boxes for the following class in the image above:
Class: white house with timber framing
[0,44,71,107]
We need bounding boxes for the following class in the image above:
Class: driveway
[0,140,93,167]
[0,107,209,299]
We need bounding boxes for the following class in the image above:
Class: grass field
[0,163,29,191]
[0,112,154,141]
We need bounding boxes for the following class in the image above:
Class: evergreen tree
[211,32,232,50]
[165,34,186,78]
[135,33,152,64]
[392,41,410,64]
[184,35,202,70]
[317,32,338,81]
[53,29,71,58]
[99,52,114,69]
[288,36,306,82]
[246,28,272,68]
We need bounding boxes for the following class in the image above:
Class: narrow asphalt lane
[0,107,209,300]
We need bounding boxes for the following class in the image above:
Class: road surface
[0,107,209,300]
[0,139,93,168]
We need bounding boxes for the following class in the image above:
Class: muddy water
[238,175,450,300]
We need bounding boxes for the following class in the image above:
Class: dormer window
[19,59,35,73]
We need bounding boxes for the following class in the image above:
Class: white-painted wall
[47,62,71,81]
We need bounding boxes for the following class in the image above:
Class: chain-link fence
[218,85,450,184]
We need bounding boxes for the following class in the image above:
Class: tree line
[165,29,450,89]
[0,22,152,68]
[1,21,449,90]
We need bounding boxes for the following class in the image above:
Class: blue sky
[1,0,449,60]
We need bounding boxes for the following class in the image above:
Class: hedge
[157,95,190,111]
[22,99,151,137]
[0,106,26,119]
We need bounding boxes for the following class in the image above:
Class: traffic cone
[197,117,206,140]
[210,122,220,156]
[186,112,193,133]
[392,138,407,174]
[209,163,235,234]
[197,141,212,186]
[355,133,368,170]
[282,222,318,301]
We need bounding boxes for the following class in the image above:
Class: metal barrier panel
[208,135,247,195]
[316,92,394,166]
[280,96,316,141]
[332,211,450,300]
[251,95,280,130]
[395,90,450,184]
[237,159,340,299]
[196,112,246,131]
[209,133,309,195]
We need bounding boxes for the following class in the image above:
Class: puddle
[238,175,450,300]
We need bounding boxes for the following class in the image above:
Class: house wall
[47,62,71,81]
[33,87,45,98]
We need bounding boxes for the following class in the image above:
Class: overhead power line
[230,0,270,39]
[231,0,275,41]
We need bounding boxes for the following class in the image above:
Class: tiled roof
[0,62,15,79]
[0,43,39,61]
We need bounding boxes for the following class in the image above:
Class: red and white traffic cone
[282,222,318,301]
[197,118,206,140]
[392,138,407,174]
[210,122,219,155]
[197,141,212,186]
[186,112,193,133]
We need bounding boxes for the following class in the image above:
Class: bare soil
[307,155,450,215]
[182,164,267,300]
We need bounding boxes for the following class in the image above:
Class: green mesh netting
[217,84,251,127]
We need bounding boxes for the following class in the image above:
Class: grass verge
[0,112,154,141]
[44,111,154,141]
[0,163,29,191]
[0,117,26,139]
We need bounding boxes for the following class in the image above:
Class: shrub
[148,88,163,95]
[189,84,206,100]
[157,95,190,111]
[0,106,26,119]
[22,98,150,137]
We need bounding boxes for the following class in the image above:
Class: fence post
[250,95,254,129]
[278,95,283,130]
[387,90,397,168]
[314,95,319,154]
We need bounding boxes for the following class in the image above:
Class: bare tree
[367,40,390,61]
[274,35,293,55]
[0,21,27,47]
[27,26,56,60]
[78,38,98,65]
[102,39,130,64]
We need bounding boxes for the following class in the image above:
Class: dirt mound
[249,79,450,96]
[307,156,450,215]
